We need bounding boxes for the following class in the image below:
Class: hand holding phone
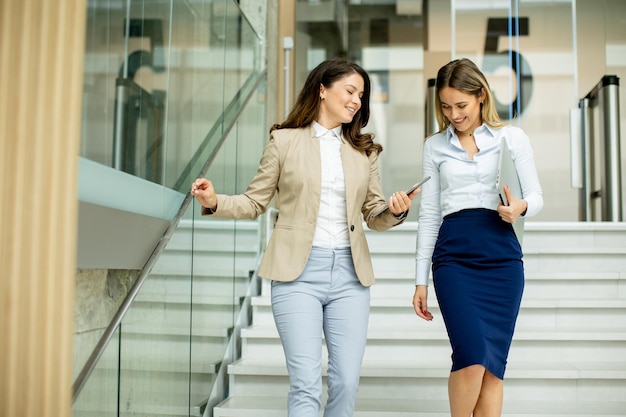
[372,176,431,217]
[405,176,431,195]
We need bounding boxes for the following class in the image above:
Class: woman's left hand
[388,188,420,216]
[413,285,433,321]
[497,185,528,223]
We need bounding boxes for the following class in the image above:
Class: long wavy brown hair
[271,58,382,155]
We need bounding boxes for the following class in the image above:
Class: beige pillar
[277,0,296,120]
[0,1,86,416]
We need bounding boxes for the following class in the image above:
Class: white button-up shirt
[415,123,543,285]
[311,122,350,248]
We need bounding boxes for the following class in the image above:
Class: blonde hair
[434,58,504,132]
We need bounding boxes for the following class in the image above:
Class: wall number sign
[482,17,533,120]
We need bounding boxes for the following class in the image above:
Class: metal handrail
[72,69,267,402]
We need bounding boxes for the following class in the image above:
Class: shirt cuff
[394,210,408,220]
[415,258,431,286]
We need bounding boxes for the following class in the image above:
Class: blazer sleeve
[201,135,280,219]
[362,150,407,231]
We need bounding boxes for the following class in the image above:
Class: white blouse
[415,123,543,286]
[311,122,350,248]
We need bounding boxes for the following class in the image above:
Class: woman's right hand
[191,178,218,210]
[413,285,433,321]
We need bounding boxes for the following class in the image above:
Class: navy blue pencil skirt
[432,208,524,380]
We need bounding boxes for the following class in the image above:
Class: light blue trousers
[271,247,370,417]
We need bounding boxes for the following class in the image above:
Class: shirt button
[350,225,355,231]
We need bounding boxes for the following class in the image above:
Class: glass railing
[74,0,268,415]
[73,78,267,415]
[81,0,263,192]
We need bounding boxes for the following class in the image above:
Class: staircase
[213,221,626,417]
[73,219,261,417]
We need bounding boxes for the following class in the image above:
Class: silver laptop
[496,137,525,245]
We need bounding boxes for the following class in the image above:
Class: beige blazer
[202,125,405,287]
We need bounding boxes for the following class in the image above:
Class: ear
[479,87,486,102]
[319,83,325,100]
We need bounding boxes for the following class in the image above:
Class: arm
[497,129,543,223]
[514,130,543,217]
[363,150,412,230]
[413,139,441,321]
[192,135,281,220]
[415,139,442,287]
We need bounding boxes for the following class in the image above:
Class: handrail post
[576,75,622,221]
[283,36,294,119]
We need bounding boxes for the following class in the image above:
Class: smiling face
[317,72,364,130]
[439,86,485,134]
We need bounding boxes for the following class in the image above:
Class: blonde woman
[412,58,543,417]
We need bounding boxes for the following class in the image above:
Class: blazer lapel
[305,125,322,195]
[340,138,363,217]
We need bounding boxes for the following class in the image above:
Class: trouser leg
[322,248,370,417]
[271,250,328,417]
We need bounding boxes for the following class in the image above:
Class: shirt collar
[313,121,343,142]
[445,123,495,140]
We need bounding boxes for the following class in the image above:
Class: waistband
[443,208,498,221]
[311,246,352,255]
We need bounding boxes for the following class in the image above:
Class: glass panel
[72,330,120,417]
[188,80,267,409]
[172,71,265,194]
[295,1,426,220]
[604,0,626,214]
[116,210,194,417]
[163,0,232,190]
[295,0,626,222]
[82,0,173,183]
[450,0,577,220]
[161,0,228,190]
[73,83,267,417]
[81,0,262,192]
[75,1,267,415]
[221,1,257,113]
[82,0,118,167]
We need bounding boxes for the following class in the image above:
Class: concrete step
[363,222,626,278]
[128,298,242,328]
[75,403,203,417]
[140,273,252,298]
[363,222,626,252]
[166,219,260,252]
[239,323,626,364]
[154,250,257,277]
[225,358,626,403]
[75,367,208,417]
[366,249,626,279]
[153,219,260,277]
[251,295,626,330]
[85,324,226,375]
[214,396,626,417]
[368,271,626,299]
[154,220,626,417]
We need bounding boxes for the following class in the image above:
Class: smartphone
[372,176,432,217]
[405,176,431,195]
